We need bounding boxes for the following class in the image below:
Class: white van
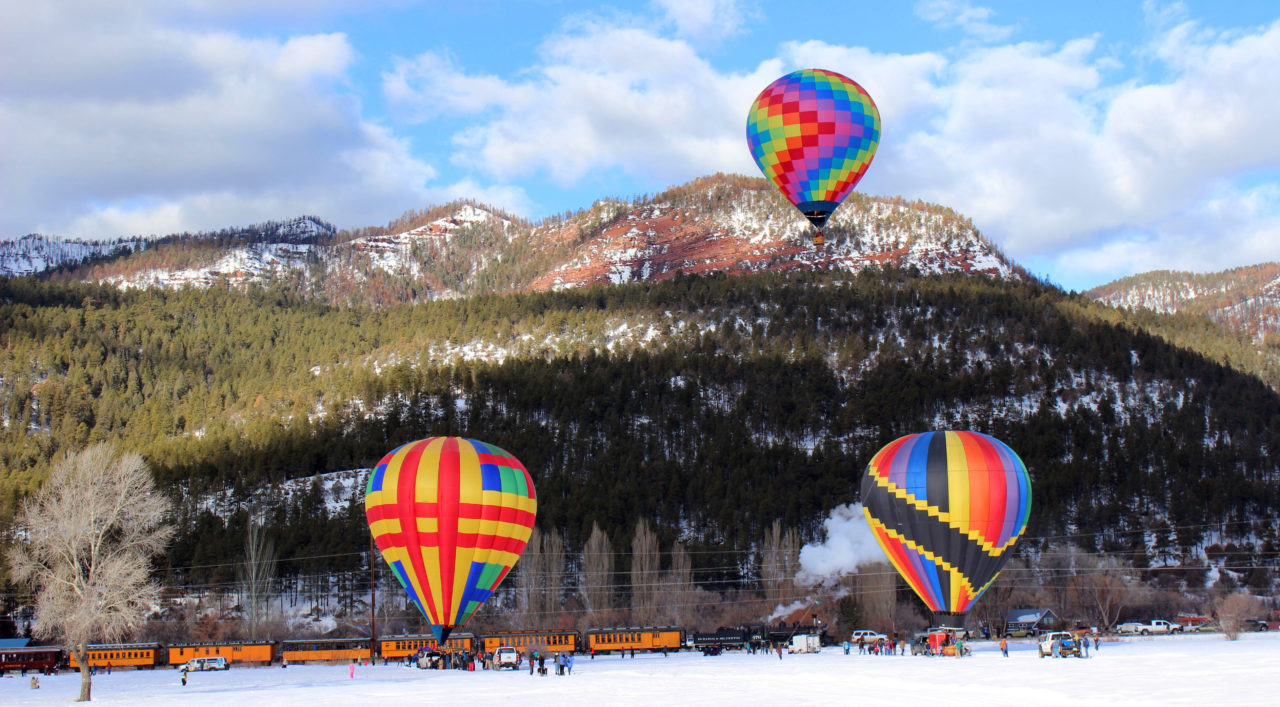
[183,656,229,671]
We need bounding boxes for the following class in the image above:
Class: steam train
[1,622,824,674]
[0,626,688,673]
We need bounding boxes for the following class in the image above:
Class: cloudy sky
[3,0,1279,290]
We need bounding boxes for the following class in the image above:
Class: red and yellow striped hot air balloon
[860,431,1031,625]
[365,437,537,642]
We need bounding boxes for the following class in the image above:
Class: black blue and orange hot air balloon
[746,68,881,246]
[365,437,537,642]
[860,431,1031,625]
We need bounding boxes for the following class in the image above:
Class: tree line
[1,268,1277,606]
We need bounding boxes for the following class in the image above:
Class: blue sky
[3,1,1280,290]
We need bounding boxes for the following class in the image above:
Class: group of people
[526,649,574,676]
[409,647,487,670]
[841,635,908,656]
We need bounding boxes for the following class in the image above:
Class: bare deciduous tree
[1216,591,1262,640]
[630,519,660,624]
[1073,558,1142,631]
[664,540,694,626]
[7,445,173,702]
[514,527,545,628]
[238,516,278,640]
[512,526,565,626]
[760,520,801,609]
[580,522,614,617]
[540,528,565,623]
[856,562,898,632]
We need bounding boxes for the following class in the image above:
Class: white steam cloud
[795,503,885,587]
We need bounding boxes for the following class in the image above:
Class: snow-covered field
[3,632,1275,706]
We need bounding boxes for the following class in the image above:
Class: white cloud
[652,0,746,44]
[383,51,523,121]
[0,5,441,238]
[915,0,1017,43]
[384,22,775,185]
[1038,183,1280,289]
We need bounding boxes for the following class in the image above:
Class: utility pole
[369,536,377,660]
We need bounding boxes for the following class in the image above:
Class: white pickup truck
[1115,619,1182,635]
[494,646,521,669]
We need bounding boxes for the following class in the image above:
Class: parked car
[1038,632,1082,658]
[1242,619,1270,632]
[183,656,229,671]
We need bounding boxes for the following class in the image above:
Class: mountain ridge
[8,175,1028,305]
[1087,263,1280,345]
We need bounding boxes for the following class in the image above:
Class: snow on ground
[3,632,1275,706]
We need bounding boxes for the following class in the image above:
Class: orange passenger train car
[585,627,684,654]
[280,637,371,664]
[67,643,163,669]
[480,629,580,654]
[167,642,275,666]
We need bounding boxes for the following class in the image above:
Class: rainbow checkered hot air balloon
[746,68,880,246]
[365,437,537,642]
[860,431,1031,623]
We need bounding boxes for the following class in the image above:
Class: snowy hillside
[1087,263,1280,343]
[530,190,1019,291]
[2,176,1025,303]
[0,234,143,276]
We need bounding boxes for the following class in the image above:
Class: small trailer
[788,634,821,654]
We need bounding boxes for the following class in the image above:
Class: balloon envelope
[746,68,881,235]
[860,431,1030,617]
[365,437,537,641]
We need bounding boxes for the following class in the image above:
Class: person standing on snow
[566,652,574,675]
[1000,635,1008,657]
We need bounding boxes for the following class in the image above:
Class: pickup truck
[494,646,521,669]
[1115,619,1182,635]
[1037,632,1082,658]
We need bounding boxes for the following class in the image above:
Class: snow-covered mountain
[527,184,1020,291]
[0,234,144,276]
[1086,263,1280,343]
[2,176,1025,302]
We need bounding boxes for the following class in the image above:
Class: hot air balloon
[746,68,881,246]
[365,437,537,642]
[860,431,1030,625]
